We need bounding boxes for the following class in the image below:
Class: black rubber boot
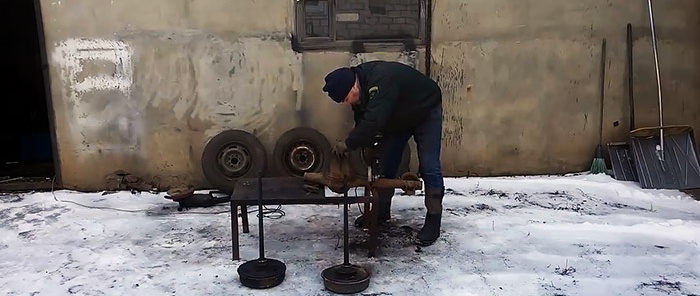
[354,188,393,228]
[416,187,444,246]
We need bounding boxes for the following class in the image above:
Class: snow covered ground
[1,173,700,296]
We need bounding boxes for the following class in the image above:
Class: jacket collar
[352,66,369,108]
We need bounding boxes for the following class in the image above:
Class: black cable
[47,175,285,218]
[246,204,286,219]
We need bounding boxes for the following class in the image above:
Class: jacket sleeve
[345,74,399,150]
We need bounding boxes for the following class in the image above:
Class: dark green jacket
[345,61,442,150]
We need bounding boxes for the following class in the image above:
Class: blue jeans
[378,103,444,190]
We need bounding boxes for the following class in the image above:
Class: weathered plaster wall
[42,0,306,190]
[39,0,700,190]
[431,0,700,176]
[40,0,422,190]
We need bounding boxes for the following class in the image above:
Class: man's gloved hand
[331,140,349,157]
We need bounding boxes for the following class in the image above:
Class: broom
[590,38,608,174]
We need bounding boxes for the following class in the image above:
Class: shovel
[628,0,700,189]
[607,24,638,182]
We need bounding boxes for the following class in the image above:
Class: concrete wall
[38,0,700,190]
[431,0,700,176]
[41,0,305,190]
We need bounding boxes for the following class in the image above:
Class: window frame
[293,0,428,51]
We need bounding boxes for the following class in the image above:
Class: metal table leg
[241,205,249,233]
[231,201,240,260]
[367,188,379,258]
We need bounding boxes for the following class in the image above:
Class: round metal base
[321,263,371,294]
[237,258,286,289]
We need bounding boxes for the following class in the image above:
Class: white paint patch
[349,53,367,66]
[350,51,419,69]
[398,50,419,69]
[336,13,360,22]
[52,38,133,102]
[52,38,141,152]
[292,52,304,111]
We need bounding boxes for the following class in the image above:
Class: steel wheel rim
[218,143,251,177]
[285,140,319,175]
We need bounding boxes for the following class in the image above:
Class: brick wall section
[304,1,331,37]
[336,0,420,40]
[303,0,421,40]
[305,16,330,37]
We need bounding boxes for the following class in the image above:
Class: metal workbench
[229,176,378,260]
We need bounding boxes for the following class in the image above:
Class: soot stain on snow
[0,194,24,203]
[512,191,592,214]
[396,207,424,214]
[456,187,657,216]
[469,188,509,198]
[445,203,496,216]
[378,224,419,249]
[602,201,650,211]
[18,230,36,240]
[44,208,71,224]
[539,280,568,296]
[445,188,467,196]
[573,243,605,255]
[636,279,687,295]
[0,204,69,230]
[554,265,577,277]
[454,184,661,216]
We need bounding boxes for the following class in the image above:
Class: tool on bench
[237,171,286,289]
[164,187,230,211]
[303,138,422,194]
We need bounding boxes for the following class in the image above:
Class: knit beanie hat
[322,67,355,103]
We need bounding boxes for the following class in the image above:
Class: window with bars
[294,0,428,50]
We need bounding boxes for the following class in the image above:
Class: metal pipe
[627,23,635,131]
[343,190,349,265]
[257,172,265,259]
[647,0,664,161]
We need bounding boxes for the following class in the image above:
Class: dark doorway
[0,0,57,190]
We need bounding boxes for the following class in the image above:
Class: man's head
[323,67,360,105]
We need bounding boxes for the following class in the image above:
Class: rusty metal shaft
[303,172,422,193]
[302,152,422,194]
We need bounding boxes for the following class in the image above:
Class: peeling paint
[292,53,304,111]
[184,36,304,138]
[52,39,133,100]
[51,38,142,152]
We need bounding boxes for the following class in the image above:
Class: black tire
[201,130,267,193]
[272,127,332,177]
